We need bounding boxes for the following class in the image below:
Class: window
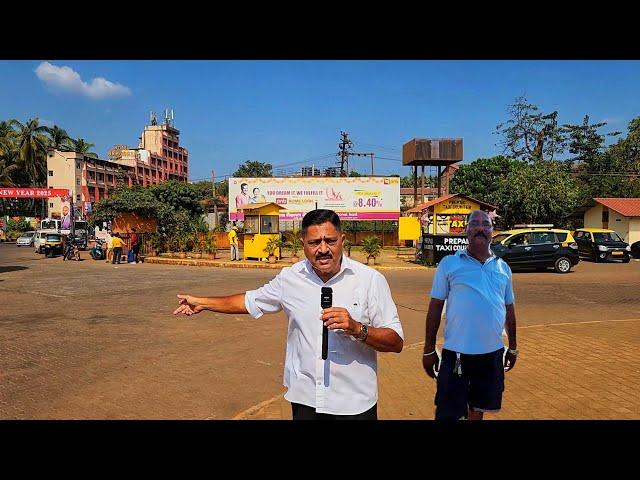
[76,195,81,201]
[48,170,54,176]
[77,178,81,185]
[76,161,81,169]
[556,233,568,242]
[260,215,279,234]
[532,232,556,244]
[508,233,530,246]
[49,202,54,208]
[244,215,259,234]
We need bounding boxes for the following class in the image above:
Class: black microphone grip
[321,287,332,360]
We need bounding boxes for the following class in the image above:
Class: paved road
[1,243,639,419]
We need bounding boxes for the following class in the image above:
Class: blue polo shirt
[430,249,515,354]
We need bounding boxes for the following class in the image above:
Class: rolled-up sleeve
[368,273,404,339]
[244,274,283,319]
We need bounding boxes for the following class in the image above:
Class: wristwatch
[507,348,519,357]
[357,322,369,341]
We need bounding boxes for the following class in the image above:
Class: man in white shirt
[173,209,404,419]
[422,210,518,420]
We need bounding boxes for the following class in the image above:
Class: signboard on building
[0,188,70,198]
[229,177,400,221]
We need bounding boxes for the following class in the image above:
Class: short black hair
[253,187,260,193]
[241,183,248,189]
[301,209,341,235]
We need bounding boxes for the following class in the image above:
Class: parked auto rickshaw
[43,233,64,258]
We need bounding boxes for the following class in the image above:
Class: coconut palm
[0,159,18,186]
[0,120,16,158]
[45,125,72,151]
[70,138,98,158]
[10,118,48,187]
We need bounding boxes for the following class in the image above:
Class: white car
[34,231,49,253]
[16,231,36,247]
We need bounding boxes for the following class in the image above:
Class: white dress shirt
[245,254,403,415]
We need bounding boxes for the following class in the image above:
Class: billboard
[229,177,400,221]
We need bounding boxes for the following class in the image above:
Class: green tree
[495,95,566,162]
[502,160,582,227]
[400,174,436,188]
[10,118,48,187]
[45,125,72,151]
[0,159,18,187]
[69,138,98,158]
[233,160,273,178]
[449,155,521,209]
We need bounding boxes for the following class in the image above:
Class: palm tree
[0,120,15,158]
[0,159,19,216]
[45,125,72,151]
[10,118,48,187]
[70,138,98,158]
[0,159,18,186]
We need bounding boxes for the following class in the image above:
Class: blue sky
[1,60,639,182]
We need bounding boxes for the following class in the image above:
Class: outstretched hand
[173,294,203,316]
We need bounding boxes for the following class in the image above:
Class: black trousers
[112,247,122,264]
[291,402,377,420]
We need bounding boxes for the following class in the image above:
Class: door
[504,233,534,266]
[531,231,560,265]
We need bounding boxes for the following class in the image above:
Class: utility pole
[338,131,352,176]
[337,132,375,176]
[211,169,218,229]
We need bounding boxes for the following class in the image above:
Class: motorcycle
[90,238,106,260]
[63,235,81,261]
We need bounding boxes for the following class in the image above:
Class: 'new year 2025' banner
[229,177,400,221]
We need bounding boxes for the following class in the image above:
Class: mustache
[316,253,333,260]
[474,232,487,238]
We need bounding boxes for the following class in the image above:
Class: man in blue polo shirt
[422,209,518,420]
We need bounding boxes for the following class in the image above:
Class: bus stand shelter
[238,202,287,260]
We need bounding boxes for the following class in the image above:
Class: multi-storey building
[46,113,189,218]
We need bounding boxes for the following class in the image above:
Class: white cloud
[35,62,132,99]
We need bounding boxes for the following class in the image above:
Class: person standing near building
[422,209,518,420]
[130,227,140,264]
[173,209,404,420]
[111,232,125,265]
[228,226,240,261]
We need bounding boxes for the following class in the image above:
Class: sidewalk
[234,318,640,420]
[144,247,430,271]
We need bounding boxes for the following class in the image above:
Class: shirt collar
[458,248,497,264]
[301,253,355,284]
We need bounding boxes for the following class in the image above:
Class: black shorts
[132,244,140,254]
[434,348,505,420]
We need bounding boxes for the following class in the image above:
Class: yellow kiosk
[239,202,287,260]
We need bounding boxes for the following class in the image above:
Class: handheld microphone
[320,287,332,360]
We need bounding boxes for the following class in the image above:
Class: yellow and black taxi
[573,228,631,263]
[490,225,580,273]
[43,233,64,257]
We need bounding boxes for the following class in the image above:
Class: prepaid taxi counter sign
[421,234,469,264]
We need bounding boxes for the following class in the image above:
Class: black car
[573,229,631,263]
[631,240,640,259]
[490,228,580,273]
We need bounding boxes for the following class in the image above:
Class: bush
[361,236,382,262]
[264,237,285,257]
